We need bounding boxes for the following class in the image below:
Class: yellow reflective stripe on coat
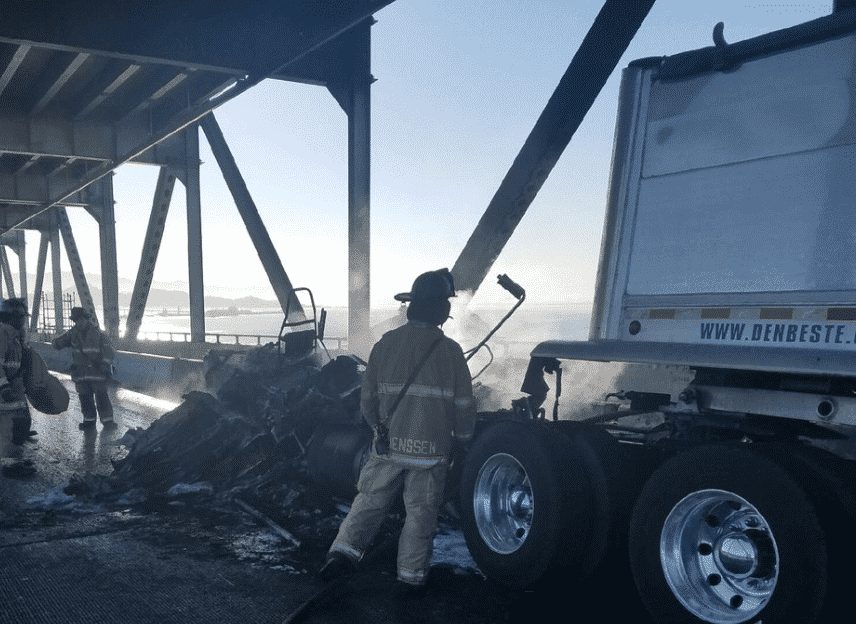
[329,542,364,562]
[0,400,28,410]
[377,382,454,400]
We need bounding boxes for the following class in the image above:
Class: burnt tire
[459,421,599,588]
[629,445,827,624]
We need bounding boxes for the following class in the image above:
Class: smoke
[440,292,693,418]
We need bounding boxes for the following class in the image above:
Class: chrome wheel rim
[473,453,534,554]
[660,489,780,624]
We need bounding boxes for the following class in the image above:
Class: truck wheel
[460,421,596,588]
[629,445,827,624]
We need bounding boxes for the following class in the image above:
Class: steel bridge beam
[0,171,89,207]
[200,114,305,320]
[0,245,12,297]
[0,44,29,99]
[451,0,656,295]
[328,21,373,353]
[0,230,27,304]
[0,205,54,231]
[30,52,91,115]
[0,1,394,78]
[49,214,63,333]
[14,234,27,308]
[88,176,120,337]
[56,207,99,324]
[183,125,205,342]
[4,2,393,234]
[125,167,176,340]
[30,231,48,332]
[0,113,185,166]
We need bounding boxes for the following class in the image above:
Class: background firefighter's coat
[52,320,115,382]
[0,322,27,415]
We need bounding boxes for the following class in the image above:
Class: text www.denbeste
[700,322,855,345]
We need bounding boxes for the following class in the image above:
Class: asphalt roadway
[0,379,653,624]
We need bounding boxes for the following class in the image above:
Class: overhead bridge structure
[0,0,389,353]
[0,0,655,361]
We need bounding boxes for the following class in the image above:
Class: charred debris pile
[64,344,371,548]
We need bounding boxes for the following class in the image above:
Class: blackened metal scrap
[234,497,301,548]
[58,346,369,562]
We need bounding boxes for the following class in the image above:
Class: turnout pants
[75,380,114,423]
[329,452,448,586]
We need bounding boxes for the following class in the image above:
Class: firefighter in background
[52,307,116,429]
[320,268,475,592]
[0,298,33,444]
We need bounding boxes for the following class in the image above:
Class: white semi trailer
[458,12,856,624]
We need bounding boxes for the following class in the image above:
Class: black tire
[459,421,599,588]
[629,445,827,624]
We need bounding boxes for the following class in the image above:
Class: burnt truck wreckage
[61,275,525,566]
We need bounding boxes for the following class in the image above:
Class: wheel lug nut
[730,595,743,608]
[698,543,713,555]
[708,574,722,586]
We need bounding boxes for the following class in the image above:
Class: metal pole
[0,246,15,297]
[97,176,120,338]
[200,114,305,320]
[184,124,206,342]
[49,213,64,333]
[347,23,372,355]
[56,207,99,324]
[125,167,176,340]
[30,231,48,332]
[451,0,656,294]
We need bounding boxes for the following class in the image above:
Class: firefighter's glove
[374,423,390,456]
[0,384,16,402]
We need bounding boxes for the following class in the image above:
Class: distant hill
[24,271,280,311]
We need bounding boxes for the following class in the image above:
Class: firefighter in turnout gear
[0,298,34,445]
[321,268,475,592]
[52,307,115,429]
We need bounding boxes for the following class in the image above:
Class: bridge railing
[133,331,349,350]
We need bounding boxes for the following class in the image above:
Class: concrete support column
[200,114,304,320]
[49,214,64,333]
[30,231,48,332]
[97,176,120,338]
[184,124,205,342]
[126,167,176,341]
[57,207,99,325]
[347,23,372,355]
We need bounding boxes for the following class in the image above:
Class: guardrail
[133,331,348,350]
[35,329,538,358]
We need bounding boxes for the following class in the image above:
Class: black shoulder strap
[386,336,444,422]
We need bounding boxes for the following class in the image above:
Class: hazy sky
[20,0,832,308]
